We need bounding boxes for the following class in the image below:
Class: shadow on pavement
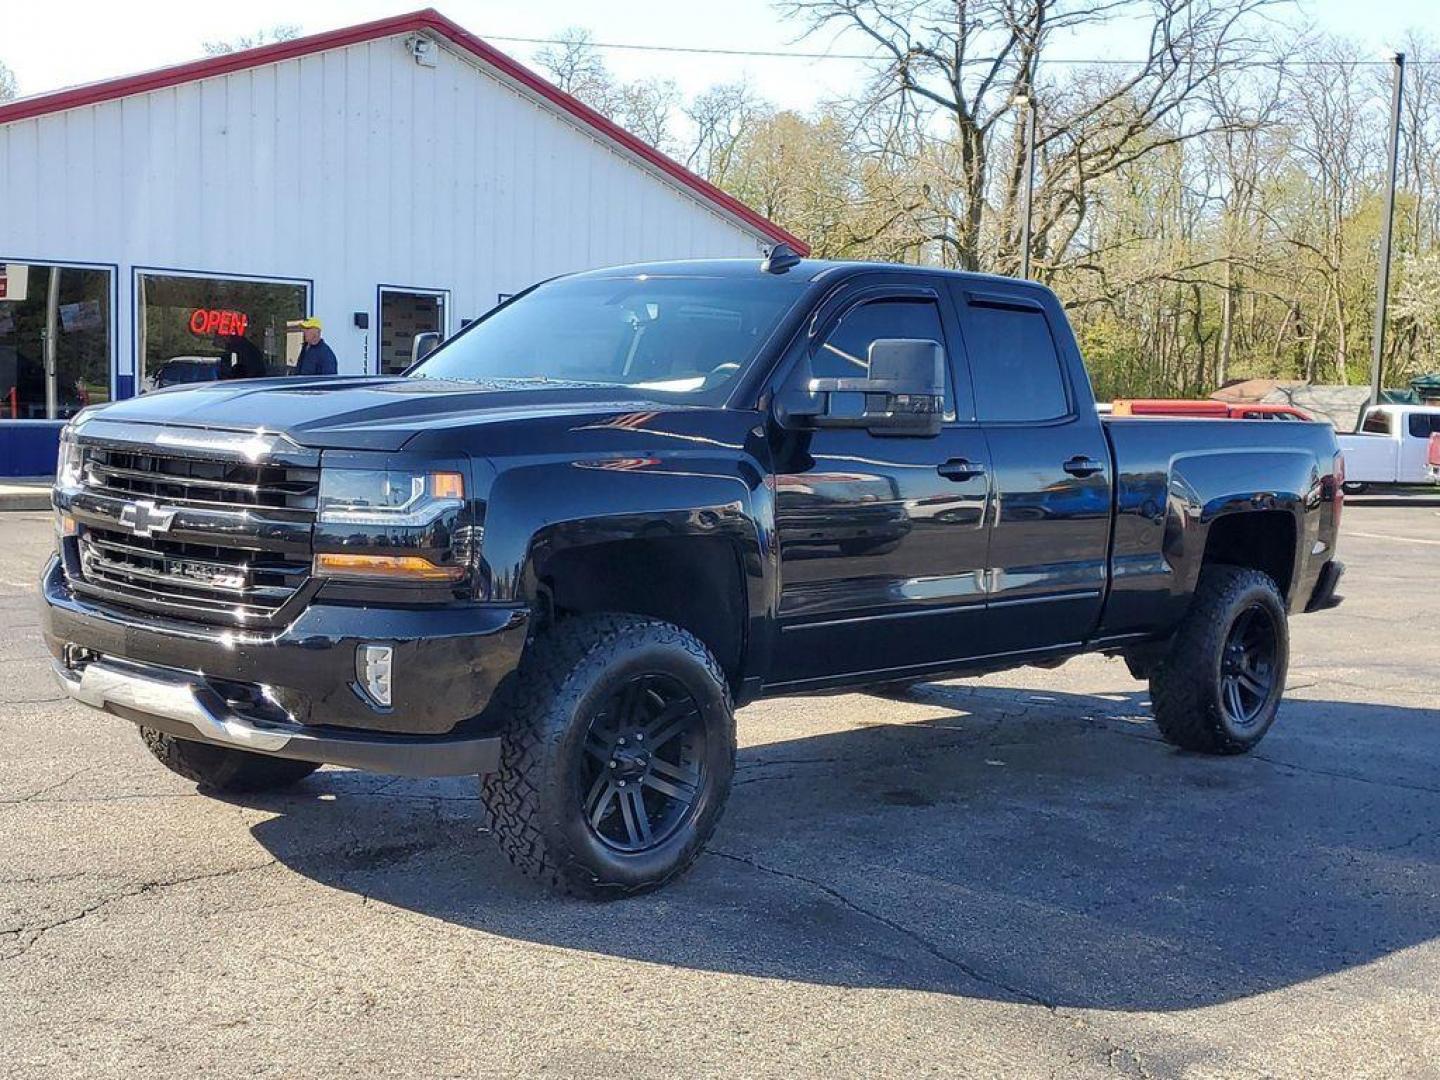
[240,683,1440,1011]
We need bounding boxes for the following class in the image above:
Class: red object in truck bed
[1113,399,1312,421]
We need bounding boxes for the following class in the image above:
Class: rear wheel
[139,728,320,792]
[1149,565,1289,754]
[481,614,735,898]
[1341,481,1368,495]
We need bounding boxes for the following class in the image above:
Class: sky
[2,0,1434,114]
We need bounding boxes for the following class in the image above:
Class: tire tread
[1149,565,1286,755]
[480,614,733,899]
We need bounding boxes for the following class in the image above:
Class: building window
[0,261,112,420]
[136,271,308,391]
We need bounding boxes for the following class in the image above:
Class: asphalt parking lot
[2,502,1438,1079]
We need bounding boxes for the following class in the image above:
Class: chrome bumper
[51,656,503,777]
[54,658,292,751]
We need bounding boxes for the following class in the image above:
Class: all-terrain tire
[1149,565,1289,754]
[139,728,320,792]
[480,614,735,899]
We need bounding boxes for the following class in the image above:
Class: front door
[377,287,449,374]
[948,283,1112,656]
[767,278,994,690]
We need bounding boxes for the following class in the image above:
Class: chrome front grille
[84,446,319,512]
[77,527,311,623]
[63,432,319,627]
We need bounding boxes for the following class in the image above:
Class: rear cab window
[951,290,1071,423]
[1362,410,1392,434]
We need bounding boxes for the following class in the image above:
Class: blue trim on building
[1,422,63,477]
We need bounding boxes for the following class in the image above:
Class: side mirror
[411,331,443,366]
[785,338,945,437]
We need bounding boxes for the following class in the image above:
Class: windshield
[410,274,807,400]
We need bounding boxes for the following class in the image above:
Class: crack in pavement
[707,846,1048,1005]
[0,767,93,804]
[1249,753,1440,797]
[0,859,279,962]
[0,789,201,808]
[706,847,1154,1078]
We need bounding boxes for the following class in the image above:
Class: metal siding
[0,30,765,394]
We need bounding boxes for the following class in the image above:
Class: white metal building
[0,8,805,474]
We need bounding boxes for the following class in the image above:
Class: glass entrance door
[378,287,449,374]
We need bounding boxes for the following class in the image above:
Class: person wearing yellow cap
[294,317,338,376]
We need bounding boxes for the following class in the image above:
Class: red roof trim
[0,8,809,254]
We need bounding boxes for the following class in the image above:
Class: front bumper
[41,556,529,772]
[51,656,502,776]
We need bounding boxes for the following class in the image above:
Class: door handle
[938,458,986,482]
[1062,455,1104,478]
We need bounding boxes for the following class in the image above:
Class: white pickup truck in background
[1337,404,1440,492]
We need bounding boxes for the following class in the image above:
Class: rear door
[948,284,1112,656]
[1401,411,1440,482]
[768,275,994,688]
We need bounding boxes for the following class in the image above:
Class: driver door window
[814,297,955,419]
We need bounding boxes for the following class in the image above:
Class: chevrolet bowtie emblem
[119,500,178,538]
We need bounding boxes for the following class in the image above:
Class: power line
[484,32,1436,68]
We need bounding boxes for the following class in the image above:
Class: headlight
[317,469,464,526]
[56,428,84,491]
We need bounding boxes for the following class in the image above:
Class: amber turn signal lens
[429,471,465,500]
[313,553,465,582]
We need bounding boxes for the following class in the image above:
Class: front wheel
[480,614,735,899]
[1149,565,1289,754]
[1341,481,1368,495]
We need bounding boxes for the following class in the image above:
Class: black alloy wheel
[481,614,736,898]
[1217,603,1281,728]
[580,674,706,853]
[1149,564,1290,754]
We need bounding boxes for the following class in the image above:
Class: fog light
[358,644,393,707]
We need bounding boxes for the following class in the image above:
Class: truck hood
[81,376,693,451]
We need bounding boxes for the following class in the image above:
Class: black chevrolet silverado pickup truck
[42,254,1346,896]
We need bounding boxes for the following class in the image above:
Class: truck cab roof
[567,257,1055,294]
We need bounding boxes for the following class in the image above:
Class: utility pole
[1017,94,1037,279]
[1370,52,1405,408]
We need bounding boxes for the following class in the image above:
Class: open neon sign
[188,308,250,336]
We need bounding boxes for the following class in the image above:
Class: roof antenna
[761,243,802,274]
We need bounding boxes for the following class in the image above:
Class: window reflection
[137,273,307,391]
[0,261,111,420]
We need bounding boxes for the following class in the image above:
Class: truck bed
[1099,415,1341,637]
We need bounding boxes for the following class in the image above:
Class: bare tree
[202,25,302,56]
[685,81,770,185]
[534,27,615,105]
[1279,38,1378,382]
[613,78,684,154]
[777,0,1282,272]
[533,31,681,153]
[1202,66,1287,384]
[0,59,17,103]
